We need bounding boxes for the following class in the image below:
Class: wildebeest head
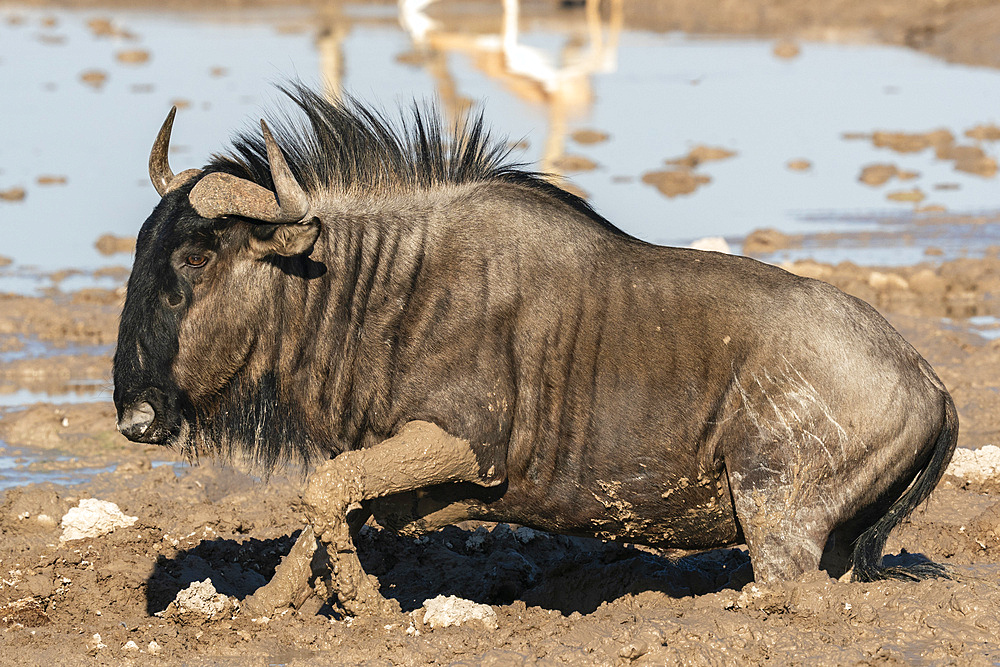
[113,107,321,456]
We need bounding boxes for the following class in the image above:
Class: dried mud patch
[779,255,1000,319]
[0,293,119,347]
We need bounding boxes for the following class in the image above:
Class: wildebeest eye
[185,254,208,268]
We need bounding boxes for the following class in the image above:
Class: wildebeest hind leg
[244,420,486,617]
[727,469,834,582]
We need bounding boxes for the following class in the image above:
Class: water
[0,451,115,491]
[947,315,1000,341]
[0,335,113,363]
[1,3,1000,289]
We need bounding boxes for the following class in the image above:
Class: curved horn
[188,120,310,224]
[149,107,202,197]
[149,107,177,197]
[261,120,310,222]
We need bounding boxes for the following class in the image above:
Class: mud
[851,127,1000,179]
[94,234,136,257]
[0,188,26,202]
[859,164,920,187]
[640,169,711,198]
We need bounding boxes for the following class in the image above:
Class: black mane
[207,84,623,233]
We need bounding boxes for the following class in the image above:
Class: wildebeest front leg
[247,420,486,616]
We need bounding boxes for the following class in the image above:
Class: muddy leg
[240,525,320,618]
[728,471,832,582]
[250,420,487,616]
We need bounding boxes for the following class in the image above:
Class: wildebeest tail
[851,390,958,582]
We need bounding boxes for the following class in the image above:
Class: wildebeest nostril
[118,401,156,440]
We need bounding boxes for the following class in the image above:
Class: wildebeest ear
[249,221,321,258]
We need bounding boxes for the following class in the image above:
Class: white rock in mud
[422,595,498,630]
[688,236,731,254]
[60,499,138,542]
[158,578,231,618]
[946,445,1000,483]
[465,527,489,551]
[514,526,544,543]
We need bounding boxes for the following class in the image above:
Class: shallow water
[0,335,113,364]
[2,3,1000,288]
[946,315,1000,341]
[0,388,108,407]
[0,441,116,490]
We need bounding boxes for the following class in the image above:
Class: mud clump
[571,129,609,145]
[0,598,50,628]
[642,145,736,198]
[858,163,918,186]
[36,175,67,186]
[551,154,597,172]
[955,155,998,177]
[947,445,1000,485]
[772,39,800,59]
[79,69,107,89]
[641,169,710,197]
[95,233,136,256]
[886,187,926,203]
[779,255,1000,319]
[966,124,1000,142]
[872,128,954,153]
[0,354,111,396]
[116,49,150,64]
[742,227,801,255]
[0,187,26,202]
[0,292,119,345]
[666,145,736,169]
[864,127,999,178]
[86,17,134,39]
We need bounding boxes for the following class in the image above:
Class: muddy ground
[3,0,1000,664]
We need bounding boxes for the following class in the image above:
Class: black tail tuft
[851,391,958,583]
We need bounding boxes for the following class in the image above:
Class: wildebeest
[114,86,957,616]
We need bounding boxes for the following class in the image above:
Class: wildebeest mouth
[116,388,182,445]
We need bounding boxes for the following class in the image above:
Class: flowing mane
[207,84,623,232]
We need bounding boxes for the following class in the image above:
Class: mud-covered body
[114,90,956,592]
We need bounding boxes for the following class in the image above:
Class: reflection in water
[316,0,624,175]
[2,3,1000,281]
[395,0,622,175]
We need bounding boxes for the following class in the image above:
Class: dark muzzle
[115,386,180,445]
[117,401,156,441]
